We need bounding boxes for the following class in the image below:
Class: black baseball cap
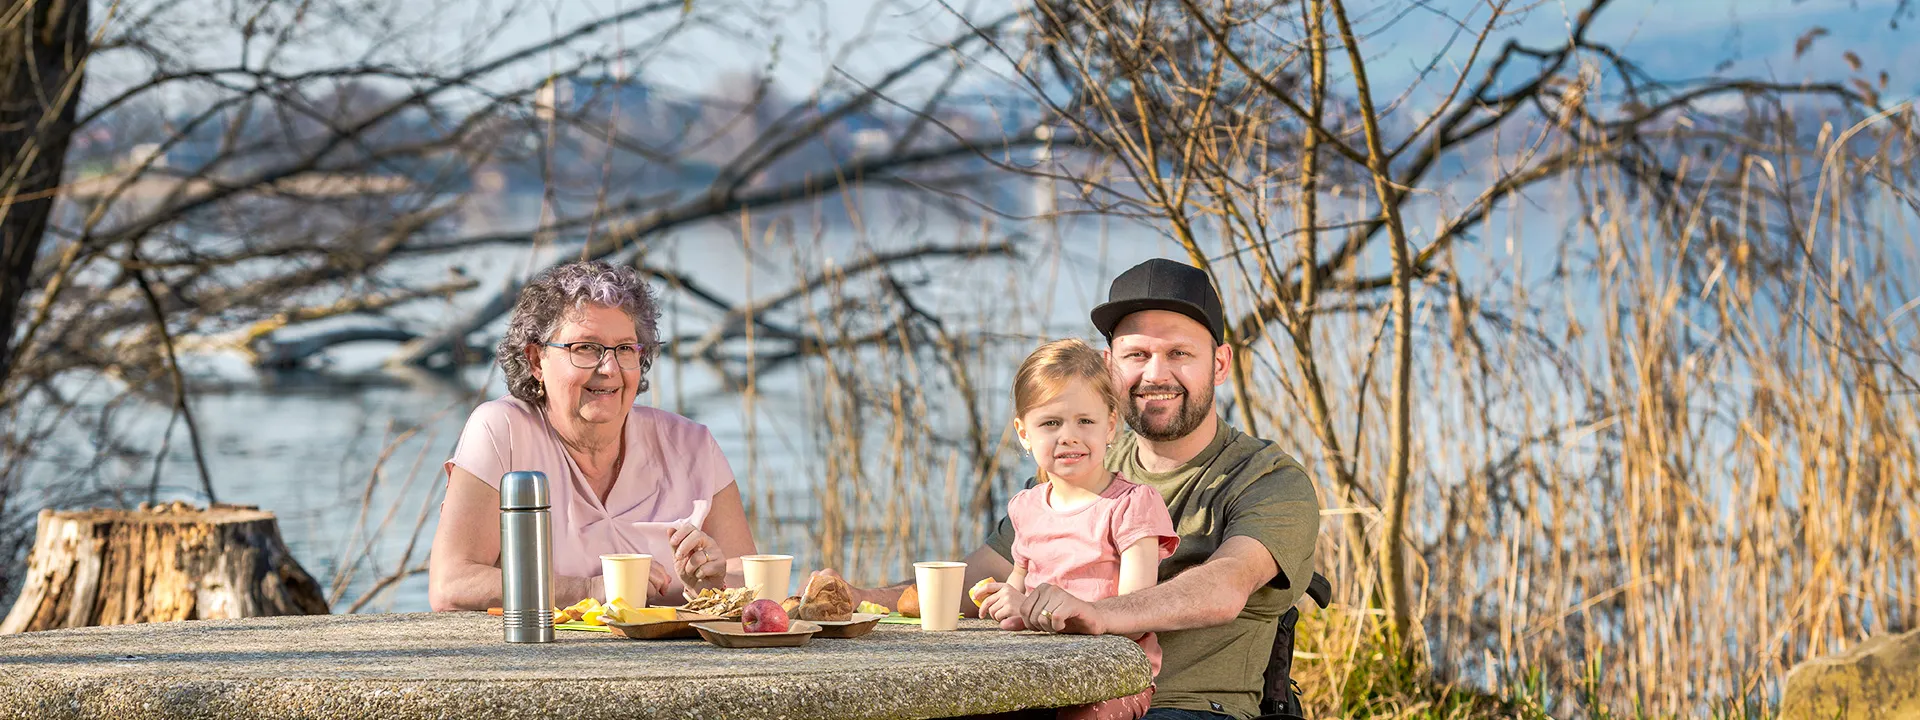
[1091,258,1225,344]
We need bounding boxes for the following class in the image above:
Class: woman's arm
[428,466,598,610]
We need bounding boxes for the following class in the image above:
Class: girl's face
[525,303,644,428]
[1015,380,1119,486]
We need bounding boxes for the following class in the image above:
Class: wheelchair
[1257,572,1334,720]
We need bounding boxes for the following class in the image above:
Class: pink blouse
[446,396,737,597]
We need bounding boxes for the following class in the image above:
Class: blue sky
[481,0,1919,100]
[89,0,1916,110]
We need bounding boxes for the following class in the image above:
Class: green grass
[1292,607,1776,720]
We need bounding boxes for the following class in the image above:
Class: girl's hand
[1019,583,1105,635]
[669,521,727,591]
[980,583,1029,630]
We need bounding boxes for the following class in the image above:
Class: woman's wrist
[547,574,595,604]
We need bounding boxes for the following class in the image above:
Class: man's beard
[1126,380,1212,442]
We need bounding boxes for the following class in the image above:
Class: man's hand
[1019,583,1108,635]
[814,544,1013,612]
[808,568,893,608]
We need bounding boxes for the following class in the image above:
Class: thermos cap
[499,471,550,510]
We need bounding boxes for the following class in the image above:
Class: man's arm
[1018,536,1277,636]
[824,543,1015,615]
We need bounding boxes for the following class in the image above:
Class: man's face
[1105,310,1231,442]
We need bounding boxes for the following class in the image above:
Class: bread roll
[898,585,921,618]
[793,573,854,621]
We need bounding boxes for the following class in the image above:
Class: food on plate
[780,573,854,622]
[678,586,757,618]
[968,577,1000,606]
[587,597,643,625]
[898,585,921,618]
[855,601,891,616]
[524,599,587,624]
[741,599,790,633]
[617,607,678,624]
[557,597,603,624]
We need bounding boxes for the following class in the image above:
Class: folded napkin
[877,613,967,625]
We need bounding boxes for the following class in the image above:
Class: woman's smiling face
[527,303,643,427]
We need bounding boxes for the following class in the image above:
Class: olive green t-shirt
[985,419,1321,720]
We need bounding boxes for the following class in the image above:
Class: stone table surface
[0,612,1152,719]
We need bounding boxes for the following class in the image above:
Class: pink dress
[1008,475,1178,720]
[446,396,737,598]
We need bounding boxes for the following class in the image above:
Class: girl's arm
[1118,537,1161,595]
[1112,538,1162,638]
[1007,560,1029,593]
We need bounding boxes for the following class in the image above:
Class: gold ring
[1041,609,1054,619]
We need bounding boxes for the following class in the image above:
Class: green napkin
[557,620,612,633]
[877,613,967,625]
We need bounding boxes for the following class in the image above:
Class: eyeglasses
[542,341,649,370]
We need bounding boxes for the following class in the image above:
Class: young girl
[981,338,1178,720]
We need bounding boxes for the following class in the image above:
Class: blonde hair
[1014,340,1122,482]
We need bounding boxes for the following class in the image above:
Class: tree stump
[1,502,329,634]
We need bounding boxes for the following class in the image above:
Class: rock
[1779,628,1920,720]
[0,612,1150,719]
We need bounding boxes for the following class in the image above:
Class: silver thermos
[499,470,554,643]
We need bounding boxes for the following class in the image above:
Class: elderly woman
[428,260,755,610]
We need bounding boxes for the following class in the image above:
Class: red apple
[741,598,790,633]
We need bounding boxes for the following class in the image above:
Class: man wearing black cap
[818,258,1321,720]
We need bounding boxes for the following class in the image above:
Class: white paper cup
[741,554,793,601]
[914,561,967,631]
[601,554,651,606]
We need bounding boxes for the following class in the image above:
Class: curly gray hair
[497,260,661,405]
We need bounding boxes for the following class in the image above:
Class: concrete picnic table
[0,611,1152,719]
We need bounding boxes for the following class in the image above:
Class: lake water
[8,190,1191,613]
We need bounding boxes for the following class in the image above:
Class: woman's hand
[647,559,673,605]
[669,520,727,592]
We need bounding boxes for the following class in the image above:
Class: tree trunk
[0,503,330,634]
[0,0,90,386]
[1328,0,1417,650]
